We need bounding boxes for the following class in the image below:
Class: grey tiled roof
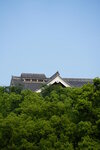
[50,71,60,79]
[47,71,60,84]
[10,76,22,86]
[63,78,93,87]
[23,82,44,91]
[21,73,46,79]
[10,73,93,91]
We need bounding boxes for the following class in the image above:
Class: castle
[10,71,93,92]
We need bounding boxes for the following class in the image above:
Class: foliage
[0,78,100,149]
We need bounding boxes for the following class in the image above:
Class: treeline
[0,79,100,150]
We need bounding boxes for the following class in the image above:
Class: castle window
[25,79,30,81]
[32,79,37,82]
[38,79,44,82]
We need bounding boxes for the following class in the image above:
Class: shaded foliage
[0,78,100,149]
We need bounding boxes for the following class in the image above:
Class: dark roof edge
[63,78,93,81]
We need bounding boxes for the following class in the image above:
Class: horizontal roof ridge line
[63,78,93,80]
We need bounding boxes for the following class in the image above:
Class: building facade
[10,71,93,92]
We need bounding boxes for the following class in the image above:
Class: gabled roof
[47,72,70,87]
[36,72,70,92]
[10,72,93,92]
[49,71,60,79]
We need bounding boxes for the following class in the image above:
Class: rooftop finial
[50,71,60,79]
[56,71,60,76]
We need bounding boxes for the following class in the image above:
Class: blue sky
[0,0,100,86]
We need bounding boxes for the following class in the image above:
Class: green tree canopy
[0,78,100,149]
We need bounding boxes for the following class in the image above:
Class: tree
[0,79,100,149]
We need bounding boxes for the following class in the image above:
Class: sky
[0,0,100,86]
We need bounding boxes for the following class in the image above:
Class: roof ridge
[21,73,46,75]
[63,78,93,80]
[50,71,60,79]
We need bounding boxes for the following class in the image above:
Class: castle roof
[21,73,46,79]
[10,72,93,92]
